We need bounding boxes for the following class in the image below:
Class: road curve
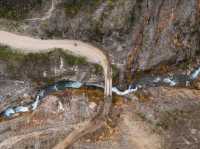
[0,30,113,148]
[0,30,112,97]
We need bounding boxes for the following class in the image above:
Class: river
[1,65,200,118]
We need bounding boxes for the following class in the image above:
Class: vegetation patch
[112,64,119,81]
[0,45,24,61]
[0,0,42,20]
[0,46,87,66]
[63,0,101,16]
[59,49,87,65]
[94,64,103,74]
[92,63,119,81]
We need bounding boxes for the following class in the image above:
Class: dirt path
[0,30,112,96]
[122,115,161,149]
[26,0,57,21]
[119,108,162,149]
[0,123,72,149]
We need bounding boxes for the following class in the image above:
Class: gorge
[0,0,200,149]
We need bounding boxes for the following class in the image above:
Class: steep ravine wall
[0,0,200,80]
[0,46,104,84]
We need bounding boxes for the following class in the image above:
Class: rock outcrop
[25,0,200,71]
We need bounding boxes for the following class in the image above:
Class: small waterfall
[190,66,200,80]
[59,57,64,70]
[31,95,40,110]
[112,86,138,96]
[3,108,15,117]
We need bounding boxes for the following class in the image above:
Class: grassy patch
[112,64,119,81]
[94,64,103,74]
[0,47,87,66]
[0,45,24,61]
[64,53,87,65]
[63,0,101,16]
[93,64,119,81]
[58,49,87,65]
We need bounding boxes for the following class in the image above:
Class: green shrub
[112,64,119,80]
[0,46,24,61]
[64,0,101,16]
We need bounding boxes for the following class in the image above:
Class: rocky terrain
[0,0,200,149]
[1,83,200,149]
[0,0,199,72]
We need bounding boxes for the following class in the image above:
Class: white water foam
[4,108,15,117]
[65,82,82,88]
[153,77,161,83]
[190,67,200,80]
[112,86,138,96]
[32,95,40,110]
[0,95,4,102]
[163,78,176,86]
[15,106,29,113]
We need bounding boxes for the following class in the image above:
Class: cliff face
[26,0,200,71]
[0,46,104,84]
[129,0,200,71]
[0,0,200,72]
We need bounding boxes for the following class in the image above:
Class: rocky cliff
[1,0,199,72]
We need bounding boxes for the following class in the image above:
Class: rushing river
[1,65,200,118]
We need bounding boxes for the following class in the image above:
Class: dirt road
[0,30,112,97]
[0,30,113,148]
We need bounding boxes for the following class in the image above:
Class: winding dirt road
[0,30,112,97]
[0,30,112,148]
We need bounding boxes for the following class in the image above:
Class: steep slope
[0,0,199,74]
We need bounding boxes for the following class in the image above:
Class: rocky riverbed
[0,48,199,149]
